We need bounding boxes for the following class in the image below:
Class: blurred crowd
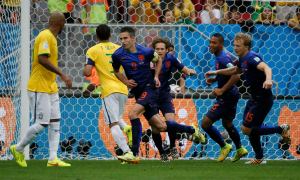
[0,0,299,30]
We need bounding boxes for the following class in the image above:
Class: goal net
[2,0,299,160]
[0,2,21,159]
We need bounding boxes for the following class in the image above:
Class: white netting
[2,0,300,160]
[0,2,21,159]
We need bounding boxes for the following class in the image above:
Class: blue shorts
[242,96,273,128]
[206,97,238,122]
[158,91,175,115]
[135,86,159,120]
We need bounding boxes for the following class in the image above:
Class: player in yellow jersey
[83,24,137,164]
[10,12,72,167]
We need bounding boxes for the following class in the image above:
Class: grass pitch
[0,160,299,180]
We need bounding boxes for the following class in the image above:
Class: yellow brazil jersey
[27,29,58,93]
[86,42,128,98]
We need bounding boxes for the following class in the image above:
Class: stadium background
[0,1,299,161]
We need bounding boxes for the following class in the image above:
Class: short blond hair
[234,32,252,49]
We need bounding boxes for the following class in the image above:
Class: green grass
[0,160,299,180]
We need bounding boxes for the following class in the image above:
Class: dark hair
[152,38,169,49]
[212,33,224,44]
[160,9,173,23]
[96,24,110,41]
[168,43,174,49]
[120,27,136,37]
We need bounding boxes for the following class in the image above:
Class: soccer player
[112,27,203,162]
[112,27,163,162]
[83,24,134,163]
[205,32,290,164]
[10,12,72,167]
[151,38,205,161]
[202,33,247,162]
[168,43,186,94]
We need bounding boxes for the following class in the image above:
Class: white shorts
[28,91,61,124]
[102,93,127,125]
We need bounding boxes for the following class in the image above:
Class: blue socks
[249,134,263,159]
[152,132,164,155]
[225,126,241,149]
[203,125,226,148]
[130,118,142,156]
[251,125,282,136]
[166,120,195,134]
[168,131,176,149]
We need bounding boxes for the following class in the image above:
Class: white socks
[16,121,60,161]
[48,121,60,161]
[16,123,45,152]
[110,125,130,153]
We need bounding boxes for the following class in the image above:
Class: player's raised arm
[205,66,240,78]
[257,62,273,89]
[152,51,162,87]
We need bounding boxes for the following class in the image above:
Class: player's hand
[263,79,273,89]
[154,77,161,88]
[61,74,72,89]
[126,79,137,89]
[205,71,217,79]
[213,88,224,96]
[188,69,197,76]
[206,78,215,85]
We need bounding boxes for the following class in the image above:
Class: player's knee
[222,120,233,129]
[241,125,251,135]
[201,116,212,130]
[157,122,167,132]
[151,126,160,134]
[155,122,167,132]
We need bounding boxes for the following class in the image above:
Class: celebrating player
[152,38,205,161]
[112,27,203,163]
[205,32,290,164]
[202,33,247,162]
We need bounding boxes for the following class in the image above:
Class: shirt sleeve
[112,53,121,72]
[86,48,96,66]
[249,55,263,68]
[172,55,184,71]
[219,56,234,68]
[38,38,51,56]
